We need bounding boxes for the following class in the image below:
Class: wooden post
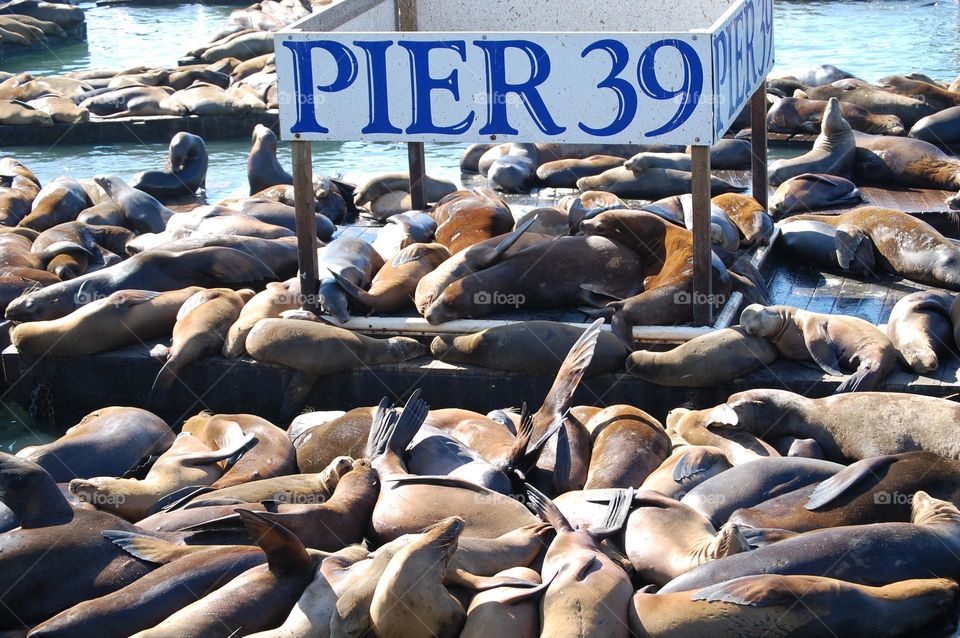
[691,145,712,326]
[397,0,427,210]
[750,84,768,210]
[292,140,319,313]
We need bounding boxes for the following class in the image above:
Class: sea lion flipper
[111,289,162,308]
[147,485,215,514]
[691,575,818,607]
[176,288,220,321]
[365,396,398,459]
[739,527,798,548]
[102,530,194,564]
[805,455,898,511]
[480,215,537,268]
[385,389,429,456]
[391,244,424,268]
[503,403,533,474]
[234,509,311,575]
[589,487,634,539]
[329,268,370,307]
[178,432,258,467]
[525,483,574,533]
[804,322,846,377]
[672,448,728,483]
[533,318,603,438]
[0,452,73,528]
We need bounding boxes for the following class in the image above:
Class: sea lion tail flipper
[279,371,320,425]
[149,358,179,406]
[365,396,398,459]
[102,530,195,564]
[533,318,603,438]
[805,455,898,511]
[385,388,429,456]
[524,483,574,533]
[329,268,372,308]
[578,283,624,305]
[739,526,798,548]
[804,322,846,378]
[234,509,311,575]
[729,256,771,301]
[550,425,572,495]
[672,448,728,483]
[589,487,634,539]
[835,361,885,393]
[691,575,813,606]
[178,432,258,467]
[445,568,543,591]
[146,485,216,515]
[480,215,537,268]
[180,512,245,532]
[503,403,533,475]
[0,452,73,529]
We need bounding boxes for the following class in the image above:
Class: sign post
[276,0,774,328]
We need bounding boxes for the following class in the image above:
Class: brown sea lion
[711,193,773,246]
[16,406,173,482]
[627,327,778,387]
[767,95,906,135]
[852,133,960,209]
[768,97,856,185]
[535,155,625,188]
[632,575,958,638]
[887,290,955,373]
[248,123,292,194]
[577,165,743,199]
[150,288,254,403]
[333,242,450,314]
[11,287,204,358]
[800,78,936,127]
[19,176,89,231]
[430,189,515,254]
[223,278,300,358]
[876,74,960,112]
[583,406,670,489]
[354,172,458,217]
[769,173,862,217]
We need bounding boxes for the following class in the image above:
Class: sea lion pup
[430,189,515,254]
[368,517,468,638]
[616,490,749,585]
[694,388,960,462]
[662,491,960,592]
[582,405,671,489]
[640,445,732,498]
[768,97,856,185]
[886,290,955,374]
[68,430,257,521]
[29,545,268,638]
[182,412,297,488]
[366,392,540,543]
[632,575,958,638]
[244,317,427,421]
[578,209,730,345]
[354,171,458,218]
[150,286,252,394]
[317,236,384,323]
[130,511,317,638]
[332,242,451,314]
[247,123,292,194]
[0,454,157,629]
[528,485,633,638]
[16,406,174,482]
[680,456,843,527]
[740,303,900,392]
[223,278,300,358]
[431,320,628,377]
[11,287,202,358]
[769,173,862,217]
[626,327,779,387]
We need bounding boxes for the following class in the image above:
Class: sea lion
[680,456,843,527]
[182,412,297,488]
[223,198,335,241]
[732,451,960,533]
[769,173,862,217]
[778,218,875,274]
[248,123,291,194]
[768,97,856,185]
[583,406,670,489]
[5,245,288,322]
[528,486,633,638]
[800,78,937,128]
[333,242,450,314]
[460,143,497,172]
[294,408,377,473]
[150,288,253,402]
[31,220,132,279]
[795,207,960,287]
[174,82,265,116]
[561,190,628,230]
[639,445,732,498]
[741,303,899,391]
[711,193,773,246]
[627,327,779,387]
[513,206,569,236]
[0,454,154,629]
[11,287,204,358]
[16,406,173,482]
[852,133,960,209]
[94,175,173,234]
[0,98,53,126]
[790,64,858,87]
[577,165,743,199]
[875,74,960,112]
[661,491,960,591]
[459,568,543,638]
[697,388,960,462]
[487,143,538,193]
[28,95,89,124]
[666,408,780,466]
[887,290,955,373]
[77,199,126,227]
[910,105,960,148]
[430,320,628,377]
[69,430,256,521]
[354,172,458,218]
[19,176,89,231]
[370,517,467,638]
[79,85,185,118]
[766,95,906,136]
[0,232,41,269]
[430,189,515,254]
[371,210,437,259]
[129,511,317,637]
[535,155,625,188]
[317,236,384,323]
[632,575,958,638]
[223,278,300,358]
[130,132,208,203]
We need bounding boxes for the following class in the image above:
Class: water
[0,0,959,442]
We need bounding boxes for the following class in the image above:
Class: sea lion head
[386,336,429,362]
[739,304,782,337]
[699,389,794,435]
[419,516,466,563]
[251,123,277,151]
[912,490,960,526]
[92,174,123,197]
[623,154,650,173]
[821,97,852,136]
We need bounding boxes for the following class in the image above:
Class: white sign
[275,1,773,145]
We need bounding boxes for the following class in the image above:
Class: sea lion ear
[707,403,739,428]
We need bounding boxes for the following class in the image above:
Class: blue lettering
[354,40,401,135]
[637,39,704,137]
[579,39,637,137]
[281,40,358,134]
[399,40,474,136]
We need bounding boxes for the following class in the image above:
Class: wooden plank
[397,0,417,30]
[750,85,768,210]
[407,142,428,210]
[691,145,712,326]
[292,140,319,313]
